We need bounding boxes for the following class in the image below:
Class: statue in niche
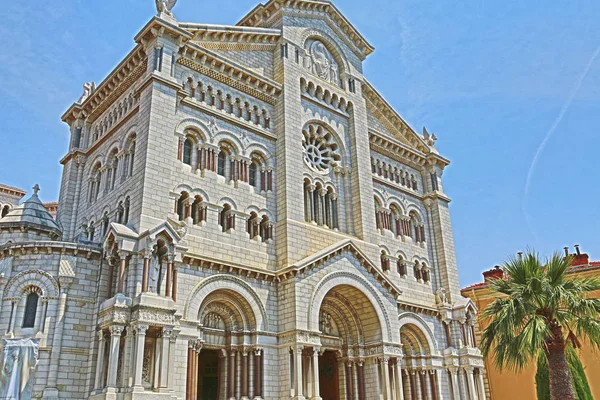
[204,313,222,329]
[435,287,448,305]
[307,40,340,85]
[319,312,333,335]
[148,255,161,294]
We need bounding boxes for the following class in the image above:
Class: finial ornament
[32,184,40,196]
[155,0,177,17]
[422,126,437,146]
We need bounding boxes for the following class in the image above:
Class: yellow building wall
[463,269,600,400]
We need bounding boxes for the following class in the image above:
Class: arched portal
[399,322,439,400]
[185,279,266,400]
[315,284,384,400]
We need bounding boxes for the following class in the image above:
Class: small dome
[0,184,62,237]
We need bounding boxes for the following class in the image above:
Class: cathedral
[0,1,486,399]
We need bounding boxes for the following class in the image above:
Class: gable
[277,239,402,298]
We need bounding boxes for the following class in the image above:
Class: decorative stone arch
[198,291,254,332]
[244,205,274,221]
[308,270,393,342]
[387,197,408,216]
[373,190,386,208]
[185,275,268,331]
[407,206,424,222]
[245,144,273,166]
[379,245,392,256]
[124,124,138,142]
[104,141,121,160]
[4,270,59,299]
[216,197,239,211]
[214,132,244,155]
[299,28,351,76]
[174,118,210,142]
[395,250,408,261]
[173,184,211,204]
[398,312,438,355]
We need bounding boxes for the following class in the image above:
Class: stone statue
[308,40,339,85]
[423,126,438,146]
[155,0,177,16]
[435,287,447,305]
[319,312,332,335]
[78,82,96,103]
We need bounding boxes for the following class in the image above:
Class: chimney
[517,252,523,261]
[564,247,569,257]
[570,244,589,267]
[483,265,504,282]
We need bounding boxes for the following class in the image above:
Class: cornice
[237,0,374,59]
[363,81,431,154]
[178,41,282,105]
[182,254,276,283]
[369,132,429,170]
[62,47,147,124]
[0,241,101,260]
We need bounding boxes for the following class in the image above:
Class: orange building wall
[463,268,600,400]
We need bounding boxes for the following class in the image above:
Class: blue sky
[0,0,598,287]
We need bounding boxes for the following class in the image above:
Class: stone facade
[0,1,485,399]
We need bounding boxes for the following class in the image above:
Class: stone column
[6,300,16,335]
[168,331,179,395]
[106,258,114,298]
[172,266,178,302]
[395,362,404,400]
[358,361,366,400]
[241,351,249,400]
[381,358,392,400]
[158,327,173,391]
[228,351,236,400]
[94,330,107,390]
[344,361,354,400]
[293,347,305,399]
[253,349,262,400]
[434,369,443,400]
[448,368,460,400]
[466,367,477,400]
[106,325,124,391]
[121,326,135,389]
[117,251,128,294]
[142,248,151,293]
[477,368,487,400]
[165,254,174,298]
[311,349,321,400]
[132,324,148,391]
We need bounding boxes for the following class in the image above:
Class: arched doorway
[316,284,385,400]
[400,323,439,400]
[186,287,265,400]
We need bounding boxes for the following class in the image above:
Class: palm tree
[480,250,600,400]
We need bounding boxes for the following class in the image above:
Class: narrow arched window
[183,139,193,166]
[22,292,39,328]
[1,205,9,218]
[249,162,258,187]
[217,151,226,176]
[124,197,130,224]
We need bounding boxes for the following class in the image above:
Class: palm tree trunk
[545,344,576,400]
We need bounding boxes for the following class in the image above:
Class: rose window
[302,123,341,173]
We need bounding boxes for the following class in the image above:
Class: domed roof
[0,184,62,237]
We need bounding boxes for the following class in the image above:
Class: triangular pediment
[237,0,374,60]
[363,81,432,155]
[277,239,402,298]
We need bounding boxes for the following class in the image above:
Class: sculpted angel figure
[435,287,448,305]
[155,0,177,16]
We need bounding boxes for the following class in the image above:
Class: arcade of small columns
[176,138,274,191]
[94,241,181,395]
[185,343,265,400]
[104,247,179,301]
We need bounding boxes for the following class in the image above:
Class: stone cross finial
[33,184,40,195]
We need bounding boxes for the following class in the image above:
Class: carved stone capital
[109,325,125,336]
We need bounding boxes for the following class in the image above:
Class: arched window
[422,263,430,283]
[106,151,119,191]
[128,140,136,177]
[1,205,10,218]
[260,215,273,242]
[247,212,259,239]
[219,204,234,232]
[177,192,190,221]
[217,150,227,177]
[22,291,39,328]
[414,261,422,281]
[123,197,130,224]
[191,195,206,225]
[117,202,124,223]
[89,221,95,242]
[102,212,109,237]
[380,251,390,272]
[89,163,102,203]
[397,258,407,276]
[183,138,193,166]
[390,205,402,237]
[249,161,258,187]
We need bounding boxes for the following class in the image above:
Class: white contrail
[522,45,600,242]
